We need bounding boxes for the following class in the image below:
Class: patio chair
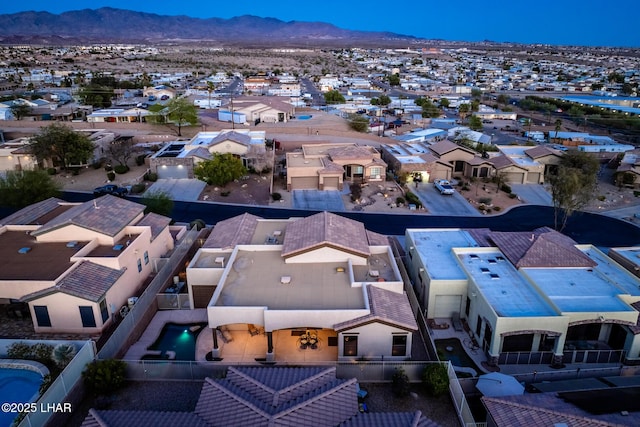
[356,383,368,401]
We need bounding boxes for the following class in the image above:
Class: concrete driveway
[146,179,206,202]
[511,184,553,206]
[292,190,344,211]
[412,183,479,216]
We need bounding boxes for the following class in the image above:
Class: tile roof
[417,152,440,164]
[366,230,390,246]
[32,195,145,238]
[466,156,494,166]
[482,396,621,427]
[465,228,493,247]
[136,212,171,240]
[340,411,440,427]
[282,212,371,259]
[81,409,209,427]
[22,261,123,303]
[488,155,517,169]
[428,140,473,156]
[335,285,418,332]
[209,130,252,147]
[487,227,596,268]
[186,147,212,160]
[203,213,261,249]
[319,158,346,174]
[195,366,359,426]
[327,145,378,160]
[0,197,65,225]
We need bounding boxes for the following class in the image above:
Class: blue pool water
[0,368,43,427]
[147,323,206,360]
[435,338,483,374]
[297,115,312,120]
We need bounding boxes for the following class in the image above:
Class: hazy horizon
[0,1,638,48]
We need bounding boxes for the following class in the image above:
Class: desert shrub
[130,183,146,194]
[422,363,449,396]
[478,197,492,205]
[107,171,116,181]
[7,342,31,359]
[47,167,57,175]
[597,195,606,201]
[92,160,104,170]
[500,184,512,193]
[391,367,411,398]
[508,193,518,199]
[350,182,362,202]
[221,191,231,197]
[82,359,127,396]
[31,343,54,363]
[104,164,113,172]
[405,191,422,208]
[135,154,147,166]
[114,165,129,174]
[461,184,470,191]
[493,206,501,212]
[190,219,206,230]
[52,343,77,368]
[271,192,282,201]
[396,196,406,205]
[144,172,158,182]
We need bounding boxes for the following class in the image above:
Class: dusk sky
[1,1,638,47]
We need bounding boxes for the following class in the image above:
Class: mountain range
[0,7,417,47]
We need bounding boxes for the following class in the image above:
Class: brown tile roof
[482,396,621,427]
[319,158,345,174]
[0,197,66,225]
[81,409,208,427]
[525,145,562,159]
[186,147,212,160]
[21,261,123,303]
[32,195,145,238]
[464,228,493,247]
[195,366,359,426]
[327,145,378,160]
[203,213,261,249]
[487,227,596,268]
[340,411,441,427]
[136,212,171,240]
[366,230,390,246]
[209,130,252,148]
[488,155,516,169]
[630,302,640,335]
[428,140,474,156]
[418,152,440,164]
[282,212,371,259]
[335,285,418,332]
[466,156,494,166]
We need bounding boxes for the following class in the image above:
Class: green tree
[471,88,483,99]
[421,99,441,118]
[194,153,247,186]
[164,97,198,136]
[554,119,563,133]
[78,83,114,108]
[546,150,599,231]
[496,94,509,105]
[391,367,411,398]
[0,170,61,208]
[470,99,480,112]
[324,90,345,105]
[439,98,450,108]
[82,359,127,396]
[387,74,400,86]
[29,123,95,169]
[468,115,483,131]
[10,103,31,120]
[347,114,370,132]
[458,103,470,121]
[377,94,391,106]
[422,363,449,396]
[140,191,174,217]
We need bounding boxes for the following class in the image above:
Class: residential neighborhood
[1,7,640,427]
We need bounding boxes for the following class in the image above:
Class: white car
[434,179,455,195]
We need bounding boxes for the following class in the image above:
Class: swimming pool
[146,323,207,360]
[435,338,483,376]
[297,115,312,120]
[0,366,44,427]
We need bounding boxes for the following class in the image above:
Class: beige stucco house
[186,211,417,362]
[405,228,640,367]
[0,196,186,334]
[286,143,387,191]
[491,145,563,184]
[149,130,269,179]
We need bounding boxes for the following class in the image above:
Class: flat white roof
[408,229,479,281]
[458,250,558,317]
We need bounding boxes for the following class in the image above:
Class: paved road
[292,190,344,211]
[412,182,480,216]
[511,184,553,206]
[146,179,206,202]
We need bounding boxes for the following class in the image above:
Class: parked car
[434,179,455,195]
[93,184,129,197]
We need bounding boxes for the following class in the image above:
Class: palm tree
[207,81,215,110]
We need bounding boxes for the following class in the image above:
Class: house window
[137,259,142,272]
[79,306,96,328]
[99,299,109,323]
[454,160,465,173]
[392,335,407,356]
[343,335,358,356]
[34,306,51,327]
[144,251,149,265]
[370,167,382,178]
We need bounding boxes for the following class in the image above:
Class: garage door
[323,177,339,190]
[526,172,540,183]
[290,176,319,190]
[157,165,189,179]
[433,295,462,318]
[504,172,524,184]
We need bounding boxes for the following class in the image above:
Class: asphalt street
[52,191,640,248]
